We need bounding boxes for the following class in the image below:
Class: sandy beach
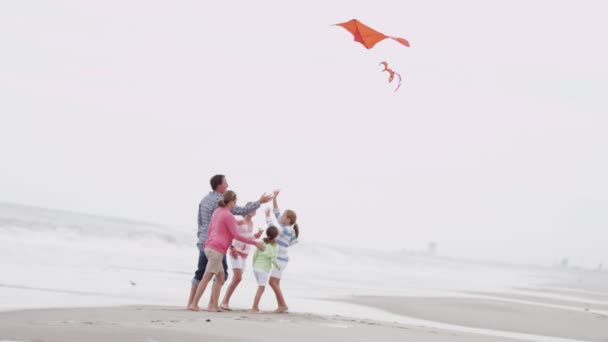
[515,287,608,302]
[340,296,608,342]
[0,305,537,342]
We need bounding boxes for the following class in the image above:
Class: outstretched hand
[259,193,273,204]
[273,189,280,198]
[265,207,271,217]
[255,241,266,251]
[253,228,264,239]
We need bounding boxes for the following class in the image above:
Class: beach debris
[129,281,136,286]
[206,319,211,322]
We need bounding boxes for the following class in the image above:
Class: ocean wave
[0,203,191,246]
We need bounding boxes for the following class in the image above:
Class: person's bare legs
[269,277,288,313]
[220,268,242,310]
[251,286,265,313]
[187,284,197,308]
[208,277,223,310]
[209,260,229,310]
[207,277,216,311]
[208,271,225,312]
[188,272,215,311]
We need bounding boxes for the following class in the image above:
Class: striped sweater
[266,208,298,262]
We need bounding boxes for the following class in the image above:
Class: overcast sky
[1,0,606,267]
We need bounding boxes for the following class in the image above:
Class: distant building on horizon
[427,241,437,256]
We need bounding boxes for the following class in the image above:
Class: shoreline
[336,295,608,342]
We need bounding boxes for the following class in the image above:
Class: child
[265,190,299,313]
[220,210,263,311]
[251,226,280,313]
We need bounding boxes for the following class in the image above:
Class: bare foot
[187,305,201,312]
[220,304,232,311]
[208,307,221,312]
[274,306,289,313]
[251,308,261,314]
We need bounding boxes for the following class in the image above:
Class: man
[187,174,273,309]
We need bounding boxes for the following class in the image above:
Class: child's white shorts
[230,255,247,271]
[253,268,270,287]
[270,260,288,279]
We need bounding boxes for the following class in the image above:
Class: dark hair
[263,226,279,244]
[218,190,237,207]
[293,223,300,238]
[210,174,225,191]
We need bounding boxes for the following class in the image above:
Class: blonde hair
[284,209,299,238]
[218,190,237,207]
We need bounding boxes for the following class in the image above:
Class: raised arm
[272,190,281,220]
[265,207,274,226]
[231,192,273,216]
[272,190,280,210]
[230,201,260,217]
[273,207,281,221]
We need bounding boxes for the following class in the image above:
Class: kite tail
[394,72,403,92]
[390,37,410,47]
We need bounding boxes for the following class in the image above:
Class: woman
[188,191,265,312]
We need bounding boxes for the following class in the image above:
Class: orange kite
[335,19,410,49]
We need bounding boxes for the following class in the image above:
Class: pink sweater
[204,207,258,254]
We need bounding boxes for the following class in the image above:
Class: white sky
[1,1,607,267]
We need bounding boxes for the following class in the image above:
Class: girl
[220,211,263,311]
[251,226,280,313]
[188,191,265,312]
[265,190,299,313]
